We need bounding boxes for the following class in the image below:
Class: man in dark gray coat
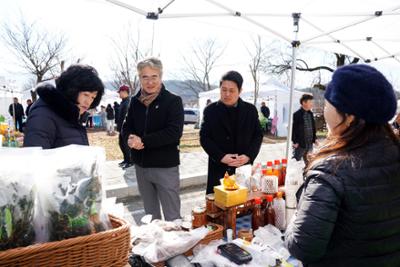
[200,71,263,194]
[125,58,184,221]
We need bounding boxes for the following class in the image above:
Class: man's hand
[293,143,299,148]
[221,154,238,166]
[229,154,250,167]
[128,134,144,150]
[221,154,250,167]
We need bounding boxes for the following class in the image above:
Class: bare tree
[265,44,360,88]
[2,17,68,101]
[110,25,148,95]
[181,38,224,95]
[247,36,268,106]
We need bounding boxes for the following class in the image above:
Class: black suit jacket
[200,99,263,194]
[124,85,184,168]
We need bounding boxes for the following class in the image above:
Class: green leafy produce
[0,181,35,250]
[47,163,107,241]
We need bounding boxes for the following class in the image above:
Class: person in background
[105,104,115,135]
[260,101,270,119]
[206,99,212,106]
[392,112,400,137]
[292,94,317,163]
[25,99,33,117]
[116,84,131,169]
[24,64,104,149]
[113,101,120,126]
[8,97,24,132]
[85,108,95,128]
[100,105,107,130]
[125,57,184,221]
[200,71,263,194]
[285,64,400,266]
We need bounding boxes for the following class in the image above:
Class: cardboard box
[214,185,248,207]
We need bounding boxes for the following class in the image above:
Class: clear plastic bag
[131,220,209,263]
[34,145,110,242]
[0,147,41,250]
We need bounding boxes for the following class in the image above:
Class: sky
[1,0,400,93]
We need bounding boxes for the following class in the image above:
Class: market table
[214,191,268,239]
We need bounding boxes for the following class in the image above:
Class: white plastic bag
[34,145,110,242]
[285,158,305,208]
[0,147,41,250]
[131,220,209,263]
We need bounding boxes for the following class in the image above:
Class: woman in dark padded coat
[24,65,104,149]
[285,64,400,267]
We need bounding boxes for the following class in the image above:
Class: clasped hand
[221,153,249,167]
[127,134,144,150]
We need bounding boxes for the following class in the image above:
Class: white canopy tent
[106,0,400,157]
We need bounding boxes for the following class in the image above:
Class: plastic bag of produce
[34,145,110,242]
[0,147,41,250]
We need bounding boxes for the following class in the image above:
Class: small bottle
[281,158,287,185]
[274,159,283,186]
[262,168,278,194]
[266,161,273,174]
[273,191,286,230]
[264,195,276,226]
[252,197,263,231]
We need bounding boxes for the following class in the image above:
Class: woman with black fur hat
[24,64,104,149]
[285,64,400,266]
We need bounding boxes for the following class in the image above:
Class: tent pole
[285,13,301,160]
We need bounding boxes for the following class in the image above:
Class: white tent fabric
[198,78,303,137]
[106,0,400,156]
[106,0,400,64]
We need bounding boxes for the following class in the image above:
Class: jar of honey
[238,229,253,242]
[206,194,220,214]
[192,206,207,228]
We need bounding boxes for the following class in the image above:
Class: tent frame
[106,0,400,159]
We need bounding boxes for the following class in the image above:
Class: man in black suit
[9,97,25,132]
[200,71,263,194]
[292,94,317,163]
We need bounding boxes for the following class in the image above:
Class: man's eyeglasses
[140,75,159,82]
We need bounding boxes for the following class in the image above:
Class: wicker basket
[0,214,130,267]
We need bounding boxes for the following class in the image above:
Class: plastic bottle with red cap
[281,158,287,185]
[252,197,263,231]
[264,194,276,226]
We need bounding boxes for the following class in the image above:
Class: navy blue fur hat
[325,64,397,124]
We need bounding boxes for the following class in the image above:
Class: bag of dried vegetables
[0,147,41,250]
[34,145,110,242]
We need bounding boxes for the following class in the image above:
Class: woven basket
[0,214,130,267]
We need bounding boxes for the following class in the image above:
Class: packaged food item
[264,195,276,226]
[251,197,263,231]
[192,206,207,228]
[34,145,110,242]
[0,148,40,250]
[273,192,286,230]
